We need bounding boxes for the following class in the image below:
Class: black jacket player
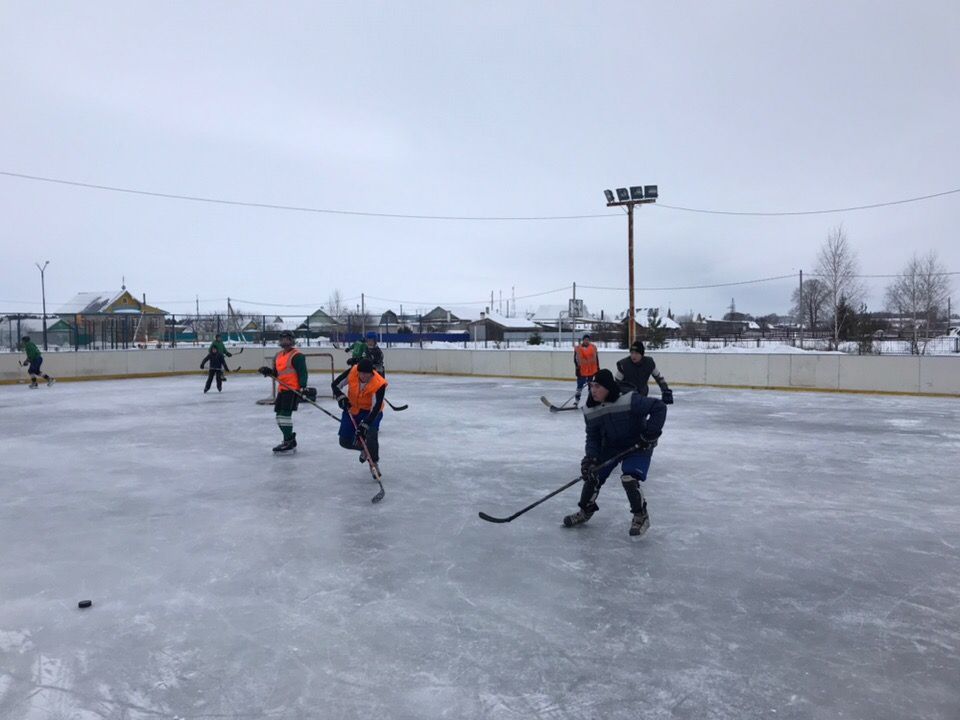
[615,341,673,404]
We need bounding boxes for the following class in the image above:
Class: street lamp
[604,186,658,346]
[35,261,50,351]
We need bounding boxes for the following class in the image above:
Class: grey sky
[2,1,958,319]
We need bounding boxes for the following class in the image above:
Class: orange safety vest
[275,348,303,392]
[575,344,599,377]
[347,366,388,414]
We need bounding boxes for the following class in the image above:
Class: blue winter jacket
[582,391,667,459]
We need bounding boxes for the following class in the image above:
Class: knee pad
[621,473,642,487]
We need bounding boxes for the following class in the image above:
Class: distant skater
[615,340,673,403]
[573,334,599,407]
[200,346,230,393]
[209,334,234,382]
[21,336,54,388]
[360,331,386,375]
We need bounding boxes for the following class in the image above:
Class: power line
[0,171,615,221]
[579,273,798,292]
[3,274,957,312]
[654,188,960,216]
[3,170,958,220]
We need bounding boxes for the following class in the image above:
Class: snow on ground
[1,375,959,719]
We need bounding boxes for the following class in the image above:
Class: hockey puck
[78,600,93,609]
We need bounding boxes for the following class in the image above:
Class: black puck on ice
[78,600,93,609]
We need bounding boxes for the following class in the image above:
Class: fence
[3,311,958,356]
[0,313,475,353]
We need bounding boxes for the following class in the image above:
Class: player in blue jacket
[563,368,667,536]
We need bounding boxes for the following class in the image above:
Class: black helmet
[279,330,295,340]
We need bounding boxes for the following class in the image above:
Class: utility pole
[798,270,804,347]
[603,186,657,346]
[35,261,50,350]
[361,293,366,336]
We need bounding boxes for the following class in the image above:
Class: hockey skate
[272,436,297,454]
[563,509,593,527]
[46,377,55,387]
[629,505,650,537]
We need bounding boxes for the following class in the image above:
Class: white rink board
[2,347,959,395]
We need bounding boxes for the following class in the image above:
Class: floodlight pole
[606,197,655,347]
[35,260,50,351]
[628,204,635,347]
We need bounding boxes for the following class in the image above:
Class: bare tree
[327,289,347,322]
[885,251,952,354]
[816,225,864,347]
[791,278,829,335]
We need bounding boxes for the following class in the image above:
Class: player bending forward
[332,358,387,469]
[21,336,55,388]
[564,368,667,536]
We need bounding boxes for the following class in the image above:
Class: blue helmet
[365,331,377,340]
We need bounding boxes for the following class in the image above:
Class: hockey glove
[346,357,358,366]
[257,366,276,378]
[356,421,369,439]
[580,455,599,480]
[638,434,659,450]
[336,395,351,411]
[661,388,674,405]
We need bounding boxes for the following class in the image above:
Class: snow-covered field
[1,375,959,719]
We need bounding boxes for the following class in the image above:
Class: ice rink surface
[1,373,959,720]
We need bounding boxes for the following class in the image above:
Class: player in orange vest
[258,330,308,453]
[573,334,600,407]
[331,358,388,467]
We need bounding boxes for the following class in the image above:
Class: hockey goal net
[255,351,337,405]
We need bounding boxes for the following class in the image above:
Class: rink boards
[0,346,958,396]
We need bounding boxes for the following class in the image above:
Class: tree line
[790,225,953,353]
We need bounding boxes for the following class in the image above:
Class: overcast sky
[2,1,958,319]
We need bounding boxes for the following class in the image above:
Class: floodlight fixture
[616,188,630,202]
[643,185,658,199]
[604,189,615,204]
[629,186,644,200]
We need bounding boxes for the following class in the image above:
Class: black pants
[204,369,223,392]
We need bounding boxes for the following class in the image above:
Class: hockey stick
[540,395,578,413]
[266,377,341,421]
[386,398,408,412]
[346,411,385,503]
[478,444,645,524]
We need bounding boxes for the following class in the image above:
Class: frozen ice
[1,374,959,719]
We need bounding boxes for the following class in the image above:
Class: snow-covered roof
[620,308,680,329]
[57,291,124,314]
[529,304,567,321]
[266,318,305,332]
[470,313,540,329]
